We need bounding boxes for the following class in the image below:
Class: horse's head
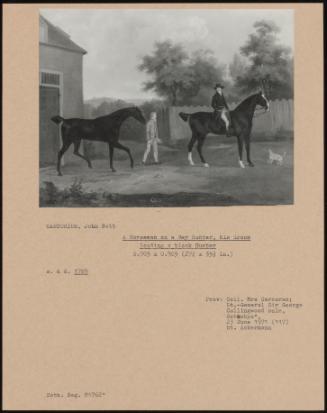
[130,106,146,125]
[257,90,270,112]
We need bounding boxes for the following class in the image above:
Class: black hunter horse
[51,106,146,176]
[179,91,269,168]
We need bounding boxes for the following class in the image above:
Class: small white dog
[268,149,286,166]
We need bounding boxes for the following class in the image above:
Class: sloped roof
[40,15,87,55]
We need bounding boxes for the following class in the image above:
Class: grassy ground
[39,136,293,207]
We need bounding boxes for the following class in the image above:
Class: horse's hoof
[204,163,210,168]
[58,172,63,177]
[239,161,245,168]
[189,163,195,166]
[88,164,93,169]
[111,169,116,173]
[248,162,254,167]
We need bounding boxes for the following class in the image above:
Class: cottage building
[39,15,87,166]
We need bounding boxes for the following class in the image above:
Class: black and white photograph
[39,8,294,207]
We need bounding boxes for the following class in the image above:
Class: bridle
[252,80,270,117]
[253,91,270,117]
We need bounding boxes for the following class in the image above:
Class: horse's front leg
[73,140,93,168]
[114,142,133,168]
[197,138,209,167]
[108,143,116,172]
[187,133,197,166]
[244,134,254,167]
[237,136,245,168]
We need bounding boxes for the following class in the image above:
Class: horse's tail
[179,112,191,122]
[51,115,65,125]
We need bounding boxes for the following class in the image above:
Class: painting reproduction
[39,8,294,207]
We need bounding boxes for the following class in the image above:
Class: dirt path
[40,140,293,206]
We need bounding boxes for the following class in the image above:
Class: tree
[184,49,227,105]
[233,20,293,99]
[91,101,112,117]
[229,53,248,84]
[138,40,195,105]
[140,99,166,119]
[227,53,249,102]
[91,99,129,118]
[84,102,94,118]
[138,41,227,105]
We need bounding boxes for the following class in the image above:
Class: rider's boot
[225,121,232,136]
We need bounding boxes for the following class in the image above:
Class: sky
[41,8,294,101]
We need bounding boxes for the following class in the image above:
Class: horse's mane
[110,106,139,116]
[120,106,139,111]
[233,93,259,112]
[96,106,140,120]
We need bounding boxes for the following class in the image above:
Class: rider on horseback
[211,83,231,134]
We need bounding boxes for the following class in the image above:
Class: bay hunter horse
[179,91,269,168]
[51,106,146,176]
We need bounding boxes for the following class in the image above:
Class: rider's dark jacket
[211,92,229,111]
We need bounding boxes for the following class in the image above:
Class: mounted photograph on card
[4,3,324,411]
[39,9,294,207]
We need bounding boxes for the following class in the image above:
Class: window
[40,71,60,86]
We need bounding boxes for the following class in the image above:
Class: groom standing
[142,112,161,164]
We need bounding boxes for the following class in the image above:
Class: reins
[253,108,268,118]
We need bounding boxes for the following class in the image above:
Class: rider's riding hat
[214,83,224,89]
